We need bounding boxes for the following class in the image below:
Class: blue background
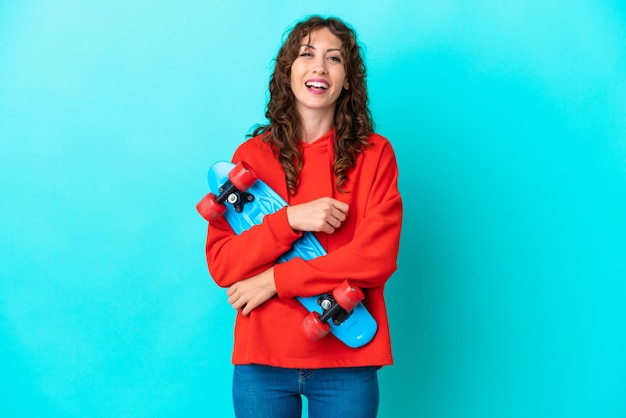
[1,1,625,417]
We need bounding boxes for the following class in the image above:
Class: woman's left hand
[226,267,277,315]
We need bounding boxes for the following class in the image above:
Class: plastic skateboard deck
[197,161,377,348]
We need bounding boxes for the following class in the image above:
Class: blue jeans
[232,364,379,418]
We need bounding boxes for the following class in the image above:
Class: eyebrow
[300,44,343,54]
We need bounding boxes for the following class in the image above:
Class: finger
[238,303,248,313]
[241,303,251,316]
[321,222,335,234]
[326,211,346,230]
[327,217,347,232]
[241,298,259,315]
[332,210,346,223]
[227,293,237,305]
[326,217,340,229]
[328,204,348,224]
[331,199,349,214]
[228,291,242,307]
[232,297,246,310]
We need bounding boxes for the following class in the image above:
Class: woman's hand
[286,197,349,234]
[226,267,277,316]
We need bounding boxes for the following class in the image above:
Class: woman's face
[290,27,349,119]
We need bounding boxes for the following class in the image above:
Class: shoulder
[231,133,278,169]
[366,132,395,153]
[232,133,271,160]
[231,132,287,195]
[367,132,389,145]
[363,132,398,163]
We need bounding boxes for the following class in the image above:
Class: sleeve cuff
[274,258,307,299]
[266,206,302,249]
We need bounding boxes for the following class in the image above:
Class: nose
[312,56,328,75]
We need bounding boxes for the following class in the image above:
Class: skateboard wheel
[302,312,330,342]
[229,161,258,192]
[332,280,364,311]
[196,193,226,221]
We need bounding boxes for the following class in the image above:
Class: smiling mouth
[305,81,329,90]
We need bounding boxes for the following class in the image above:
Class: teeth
[306,81,328,89]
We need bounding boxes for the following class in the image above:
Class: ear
[343,79,349,90]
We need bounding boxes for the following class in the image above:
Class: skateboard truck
[218,183,254,213]
[317,295,351,325]
[196,162,258,221]
[301,280,365,342]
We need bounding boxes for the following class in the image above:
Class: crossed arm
[226,197,349,315]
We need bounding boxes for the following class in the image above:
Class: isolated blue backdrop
[1,1,625,417]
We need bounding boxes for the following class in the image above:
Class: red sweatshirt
[205,129,403,368]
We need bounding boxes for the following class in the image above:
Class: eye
[299,52,312,57]
[328,56,342,63]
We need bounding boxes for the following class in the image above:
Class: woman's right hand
[286,197,349,234]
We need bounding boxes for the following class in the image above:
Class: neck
[298,108,335,144]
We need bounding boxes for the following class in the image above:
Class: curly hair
[252,15,374,195]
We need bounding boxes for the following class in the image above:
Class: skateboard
[196,161,377,348]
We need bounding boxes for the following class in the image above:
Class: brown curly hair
[252,15,374,195]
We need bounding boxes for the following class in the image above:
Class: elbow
[378,262,398,284]
[207,263,237,288]
[353,260,398,290]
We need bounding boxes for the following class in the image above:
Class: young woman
[204,15,403,418]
